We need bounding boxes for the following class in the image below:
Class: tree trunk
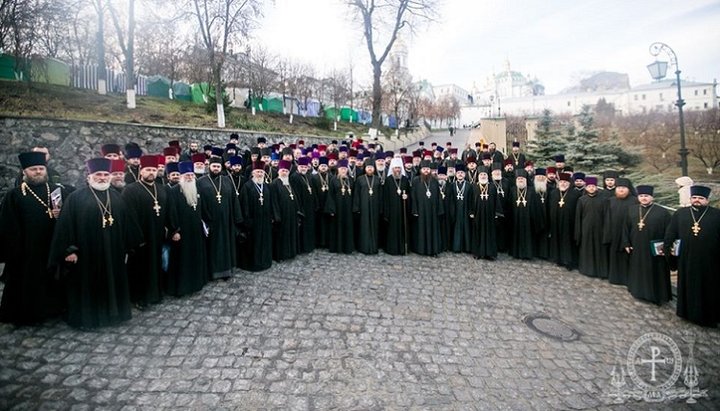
[96,0,106,95]
[371,62,382,129]
[214,65,225,128]
[125,0,136,108]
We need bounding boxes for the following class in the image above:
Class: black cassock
[604,195,638,285]
[198,174,242,279]
[325,175,355,254]
[311,172,332,248]
[448,180,474,253]
[291,173,318,254]
[575,193,608,278]
[664,205,720,326]
[533,187,552,259]
[411,176,444,256]
[353,174,382,254]
[48,187,143,328]
[471,183,502,259]
[622,204,671,305]
[438,181,451,252]
[122,181,176,305]
[166,185,207,297]
[228,172,245,268]
[382,175,411,255]
[0,183,66,325]
[239,180,277,271]
[493,179,511,252]
[548,189,580,269]
[508,187,545,260]
[271,179,299,261]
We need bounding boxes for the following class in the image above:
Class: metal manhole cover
[522,313,581,342]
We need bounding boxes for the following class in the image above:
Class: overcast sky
[260,0,720,94]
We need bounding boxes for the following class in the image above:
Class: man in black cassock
[198,156,242,280]
[602,170,618,198]
[239,162,277,271]
[491,163,511,252]
[122,155,177,308]
[411,161,444,256]
[382,158,411,255]
[166,162,208,296]
[574,177,608,278]
[508,170,544,260]
[291,157,318,254]
[272,160,299,261]
[622,185,671,305]
[470,168,502,260]
[312,158,332,248]
[0,152,65,325]
[508,141,526,168]
[227,155,245,199]
[325,160,355,254]
[548,172,581,270]
[532,169,552,259]
[353,160,382,254]
[436,165,451,252]
[664,186,720,326]
[447,164,474,253]
[603,178,638,286]
[124,146,142,184]
[48,158,143,328]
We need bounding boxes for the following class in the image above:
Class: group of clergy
[0,136,718,330]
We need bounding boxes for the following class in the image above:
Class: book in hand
[650,239,680,257]
[51,187,62,209]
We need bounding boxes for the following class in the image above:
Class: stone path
[1,251,718,410]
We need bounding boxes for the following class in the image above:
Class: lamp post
[647,42,688,176]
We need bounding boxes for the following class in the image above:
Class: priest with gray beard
[272,160,299,261]
[166,161,208,296]
[532,169,552,259]
[410,161,444,256]
[239,162,277,271]
[508,170,544,260]
[48,158,143,328]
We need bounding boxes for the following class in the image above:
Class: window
[704,102,709,109]
[703,89,707,95]
[567,101,571,106]
[659,92,663,101]
[634,95,638,101]
[642,94,646,100]
[694,90,698,96]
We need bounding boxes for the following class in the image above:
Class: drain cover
[523,313,580,342]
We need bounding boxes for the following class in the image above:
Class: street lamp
[647,42,688,176]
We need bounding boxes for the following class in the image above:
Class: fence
[71,64,147,96]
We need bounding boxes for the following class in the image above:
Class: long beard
[194,166,205,175]
[279,176,290,185]
[420,173,432,183]
[516,182,527,190]
[534,181,547,194]
[89,181,110,191]
[478,177,489,185]
[24,174,48,185]
[252,176,264,184]
[179,179,198,207]
[112,180,126,189]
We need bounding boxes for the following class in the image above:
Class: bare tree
[187,0,264,128]
[687,108,720,175]
[107,0,136,107]
[135,20,187,91]
[246,44,276,108]
[346,0,438,130]
[381,61,412,133]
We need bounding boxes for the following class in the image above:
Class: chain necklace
[139,180,162,216]
[264,165,272,184]
[512,152,520,166]
[365,175,375,196]
[690,206,709,236]
[301,174,312,194]
[89,187,114,228]
[516,187,528,207]
[127,165,139,182]
[423,179,432,199]
[229,173,241,196]
[558,189,568,208]
[181,185,198,210]
[493,180,504,197]
[283,180,295,201]
[391,176,403,196]
[208,175,223,204]
[318,172,330,192]
[340,177,351,196]
[477,182,489,201]
[21,181,53,218]
[253,180,265,205]
[637,204,655,231]
[455,180,466,201]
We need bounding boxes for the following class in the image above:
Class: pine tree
[528,109,566,162]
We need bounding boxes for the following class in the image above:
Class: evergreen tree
[528,109,566,162]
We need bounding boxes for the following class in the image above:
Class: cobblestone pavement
[1,251,719,410]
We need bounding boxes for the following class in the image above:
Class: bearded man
[239,162,277,271]
[122,155,178,308]
[411,161,444,256]
[382,157,411,255]
[0,152,66,325]
[167,162,207,296]
[49,158,142,328]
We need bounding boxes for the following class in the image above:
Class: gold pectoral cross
[692,222,701,236]
[559,199,565,208]
[153,201,162,216]
[216,192,222,204]
[637,221,645,231]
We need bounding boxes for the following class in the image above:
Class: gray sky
[260,0,720,94]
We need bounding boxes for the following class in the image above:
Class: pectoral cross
[397,189,402,196]
[480,193,489,200]
[559,198,565,208]
[47,208,54,218]
[426,190,431,199]
[540,197,545,204]
[516,198,526,207]
[216,192,222,203]
[637,221,645,230]
[107,215,114,226]
[458,194,464,201]
[692,222,701,236]
[369,188,374,196]
[341,187,346,196]
[289,192,295,201]
[153,201,162,216]
[259,194,264,206]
